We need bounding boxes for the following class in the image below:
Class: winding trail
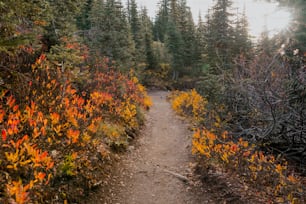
[89,91,215,203]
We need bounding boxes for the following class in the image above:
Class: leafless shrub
[224,48,305,167]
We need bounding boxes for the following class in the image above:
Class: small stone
[128,146,135,151]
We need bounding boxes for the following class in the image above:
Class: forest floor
[87,91,262,204]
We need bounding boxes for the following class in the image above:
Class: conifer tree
[154,0,170,42]
[195,13,208,72]
[89,0,135,71]
[140,7,158,70]
[76,0,93,31]
[204,0,235,73]
[177,0,199,72]
[276,0,306,51]
[165,20,184,80]
[128,0,146,65]
[43,0,86,49]
[233,7,253,59]
[0,0,48,51]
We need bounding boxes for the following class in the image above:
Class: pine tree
[153,0,170,42]
[204,0,235,73]
[276,0,306,52]
[89,0,135,71]
[233,7,253,59]
[43,0,87,49]
[128,0,146,64]
[0,0,48,52]
[293,0,306,51]
[76,0,93,31]
[177,0,199,73]
[195,13,208,73]
[166,20,184,80]
[140,8,158,70]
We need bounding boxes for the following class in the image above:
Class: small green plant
[60,153,77,177]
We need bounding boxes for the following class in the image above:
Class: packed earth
[88,91,273,204]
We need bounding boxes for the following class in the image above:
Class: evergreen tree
[177,0,199,73]
[0,0,48,52]
[257,22,275,56]
[165,20,184,80]
[195,13,208,73]
[293,0,306,51]
[128,0,146,64]
[76,0,93,31]
[89,0,135,71]
[140,8,158,70]
[169,0,180,24]
[233,7,253,59]
[276,0,306,52]
[204,0,235,73]
[153,0,170,42]
[43,0,86,49]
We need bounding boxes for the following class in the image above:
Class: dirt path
[89,91,215,204]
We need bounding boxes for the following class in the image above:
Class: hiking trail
[88,91,216,204]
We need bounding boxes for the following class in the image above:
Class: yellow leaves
[87,117,102,134]
[5,150,20,170]
[23,143,54,170]
[170,89,207,122]
[67,129,80,144]
[32,127,41,139]
[143,94,153,109]
[0,64,152,202]
[120,102,137,127]
[50,112,60,125]
[6,180,30,204]
[275,164,286,175]
[287,175,298,184]
[205,130,216,142]
[0,109,5,123]
[238,138,248,148]
[53,124,62,136]
[221,152,229,163]
[192,126,302,202]
[82,132,91,143]
[90,91,113,104]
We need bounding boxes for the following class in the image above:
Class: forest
[0,0,305,203]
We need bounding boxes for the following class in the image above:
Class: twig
[163,169,189,183]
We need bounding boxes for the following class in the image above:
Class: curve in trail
[89,91,215,204]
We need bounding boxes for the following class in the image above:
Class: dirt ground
[87,91,262,204]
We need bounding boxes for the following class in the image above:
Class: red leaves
[2,129,7,141]
[6,180,30,204]
[35,54,46,65]
[0,109,5,123]
[7,95,16,108]
[36,172,46,182]
[0,53,152,203]
[67,129,80,144]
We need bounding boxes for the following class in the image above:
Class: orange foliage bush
[170,89,207,123]
[0,54,152,203]
[170,90,304,203]
[192,129,302,203]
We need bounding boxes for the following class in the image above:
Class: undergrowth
[0,55,152,203]
[169,89,305,203]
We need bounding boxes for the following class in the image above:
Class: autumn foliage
[170,89,305,203]
[171,89,207,123]
[0,54,152,203]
